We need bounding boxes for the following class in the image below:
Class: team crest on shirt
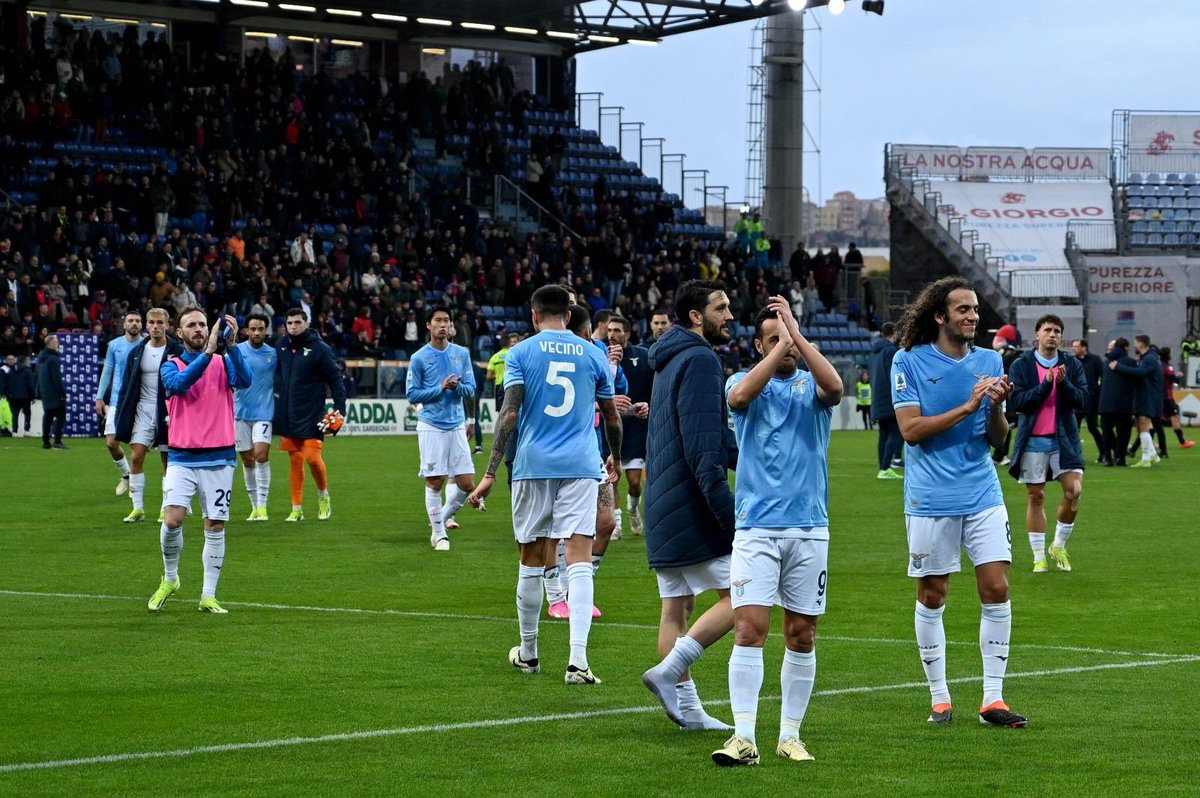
[972,372,991,380]
[793,376,809,394]
[732,578,752,598]
[894,372,907,393]
[302,348,311,357]
[910,552,930,570]
[631,357,639,367]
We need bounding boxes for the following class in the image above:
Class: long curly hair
[896,276,977,351]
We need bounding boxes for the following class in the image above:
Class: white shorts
[905,505,1011,577]
[655,554,732,599]
[731,532,829,615]
[1018,449,1083,484]
[621,458,646,471]
[235,420,273,451]
[104,410,117,437]
[417,423,474,477]
[511,478,598,544]
[163,463,235,522]
[131,402,158,448]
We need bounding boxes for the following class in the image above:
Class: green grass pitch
[2,431,1198,796]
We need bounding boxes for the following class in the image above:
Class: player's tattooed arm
[486,384,523,477]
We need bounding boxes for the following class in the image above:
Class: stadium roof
[72,0,838,54]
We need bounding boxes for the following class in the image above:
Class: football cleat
[147,578,180,611]
[157,509,166,523]
[1048,545,1071,572]
[256,506,269,522]
[712,735,760,767]
[116,476,130,496]
[123,508,146,523]
[508,645,540,674]
[431,531,450,551]
[444,517,460,530]
[317,496,332,520]
[1151,454,1162,464]
[927,702,954,723]
[877,468,903,480]
[1129,459,1152,468]
[1032,557,1048,573]
[978,701,1028,727]
[629,507,643,536]
[246,507,260,522]
[547,601,569,619]
[642,663,685,727]
[317,410,344,435]
[285,509,304,522]
[565,665,602,685]
[198,597,229,614]
[776,737,815,762]
[1181,440,1196,449]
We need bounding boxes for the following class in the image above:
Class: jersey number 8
[544,361,576,417]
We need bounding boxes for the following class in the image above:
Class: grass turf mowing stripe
[2,655,1197,774]
[0,588,1191,660]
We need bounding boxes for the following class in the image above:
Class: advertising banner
[324,398,497,435]
[1127,113,1200,175]
[933,182,1113,269]
[1085,256,1189,353]
[893,145,1110,180]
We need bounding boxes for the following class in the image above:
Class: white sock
[1140,431,1156,461]
[129,472,146,511]
[161,524,183,583]
[566,561,594,671]
[1054,522,1074,548]
[626,493,637,512]
[255,462,270,508]
[516,564,542,661]
[115,456,130,477]
[425,486,445,540]
[915,602,951,706]
[980,601,1012,706]
[659,635,704,683]
[591,551,604,575]
[317,487,329,499]
[779,648,816,741]
[676,678,703,712]
[543,564,566,605]
[242,465,258,507]
[441,484,468,522]
[201,530,225,598]
[1029,532,1046,560]
[728,644,764,743]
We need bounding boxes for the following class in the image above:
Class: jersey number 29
[544,361,576,417]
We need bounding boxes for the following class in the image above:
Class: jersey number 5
[544,361,576,417]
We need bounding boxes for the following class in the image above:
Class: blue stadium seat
[1131,233,1148,246]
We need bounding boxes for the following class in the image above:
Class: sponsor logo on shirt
[894,372,907,393]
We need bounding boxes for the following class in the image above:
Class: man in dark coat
[4,353,35,435]
[1111,334,1162,467]
[1007,314,1088,573]
[275,307,347,521]
[641,279,736,732]
[869,321,903,478]
[1071,338,1105,460]
[1099,338,1136,466]
[35,335,67,448]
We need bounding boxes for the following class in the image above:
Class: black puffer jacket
[643,325,735,570]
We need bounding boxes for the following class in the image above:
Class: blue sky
[576,0,1200,205]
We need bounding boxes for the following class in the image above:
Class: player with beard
[650,311,673,342]
[606,315,651,536]
[891,277,1027,728]
[234,313,277,521]
[95,311,144,496]
[641,279,738,731]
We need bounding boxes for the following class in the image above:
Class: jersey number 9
[544,361,576,417]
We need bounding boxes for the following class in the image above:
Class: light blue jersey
[727,370,833,532]
[96,335,140,406]
[505,328,614,480]
[891,344,1004,517]
[405,342,476,430]
[234,340,277,421]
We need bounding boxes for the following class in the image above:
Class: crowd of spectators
[0,19,860,371]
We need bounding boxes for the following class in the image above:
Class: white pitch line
[1,655,1197,775]
[0,589,1190,659]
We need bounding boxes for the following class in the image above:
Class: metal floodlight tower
[761,8,806,255]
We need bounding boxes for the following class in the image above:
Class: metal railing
[492,175,582,241]
[1066,220,1118,253]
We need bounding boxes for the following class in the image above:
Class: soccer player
[711,298,842,767]
[641,279,738,732]
[1007,315,1088,573]
[650,311,672,342]
[406,306,478,551]
[114,308,182,522]
[1110,334,1163,468]
[147,309,252,614]
[234,313,277,521]
[607,315,652,535]
[890,276,1028,728]
[468,285,620,685]
[487,332,521,409]
[275,308,347,521]
[95,311,143,496]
